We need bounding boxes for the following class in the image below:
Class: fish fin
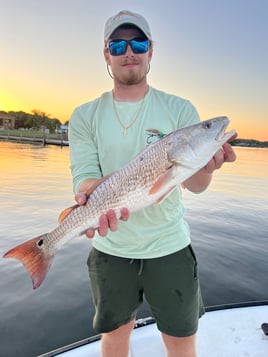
[58,204,79,224]
[3,234,54,289]
[58,174,114,224]
[155,186,177,204]
[149,168,174,195]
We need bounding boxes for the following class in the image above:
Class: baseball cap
[104,10,152,42]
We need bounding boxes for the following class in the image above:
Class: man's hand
[183,143,236,193]
[204,143,236,174]
[75,192,130,238]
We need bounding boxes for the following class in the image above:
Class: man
[68,10,236,357]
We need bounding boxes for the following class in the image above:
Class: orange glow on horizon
[1,89,267,141]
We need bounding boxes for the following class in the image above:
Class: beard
[121,73,143,85]
[115,64,147,85]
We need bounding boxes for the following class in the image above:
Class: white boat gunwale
[37,300,268,357]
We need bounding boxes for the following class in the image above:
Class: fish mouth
[216,122,237,144]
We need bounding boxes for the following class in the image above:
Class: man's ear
[148,46,153,62]
[103,48,111,65]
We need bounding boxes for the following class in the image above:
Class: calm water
[0,141,268,357]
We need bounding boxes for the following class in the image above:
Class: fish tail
[3,234,54,289]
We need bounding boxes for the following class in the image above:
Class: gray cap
[104,10,152,42]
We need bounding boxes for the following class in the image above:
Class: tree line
[1,109,68,132]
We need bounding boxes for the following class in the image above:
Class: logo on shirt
[145,129,166,145]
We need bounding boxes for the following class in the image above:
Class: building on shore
[0,113,16,130]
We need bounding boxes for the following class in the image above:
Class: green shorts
[87,245,205,337]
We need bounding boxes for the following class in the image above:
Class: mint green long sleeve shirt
[68,87,200,259]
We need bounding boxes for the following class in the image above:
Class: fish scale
[3,116,236,289]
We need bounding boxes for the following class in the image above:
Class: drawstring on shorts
[129,258,144,275]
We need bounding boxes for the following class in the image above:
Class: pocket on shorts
[87,247,107,274]
[188,245,198,279]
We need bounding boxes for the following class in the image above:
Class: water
[0,141,267,357]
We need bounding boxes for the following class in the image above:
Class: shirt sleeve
[177,99,200,128]
[68,103,102,194]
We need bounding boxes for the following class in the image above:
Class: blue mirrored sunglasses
[108,38,149,56]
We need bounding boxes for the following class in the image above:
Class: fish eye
[203,122,212,129]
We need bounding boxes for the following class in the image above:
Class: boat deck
[38,301,268,357]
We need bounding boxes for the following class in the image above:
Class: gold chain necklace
[112,92,146,137]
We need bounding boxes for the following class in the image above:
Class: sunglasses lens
[109,39,149,56]
[131,39,149,54]
[109,40,127,56]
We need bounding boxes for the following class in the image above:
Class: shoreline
[0,134,69,146]
[0,134,267,149]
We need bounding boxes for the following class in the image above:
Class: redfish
[3,117,236,289]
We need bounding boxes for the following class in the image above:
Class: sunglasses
[108,38,149,56]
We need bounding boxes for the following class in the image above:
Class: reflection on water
[0,142,267,357]
[210,147,268,199]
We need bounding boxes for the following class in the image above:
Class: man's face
[104,27,153,86]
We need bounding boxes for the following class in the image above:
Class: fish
[3,116,236,289]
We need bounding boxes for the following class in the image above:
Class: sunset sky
[1,0,267,140]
